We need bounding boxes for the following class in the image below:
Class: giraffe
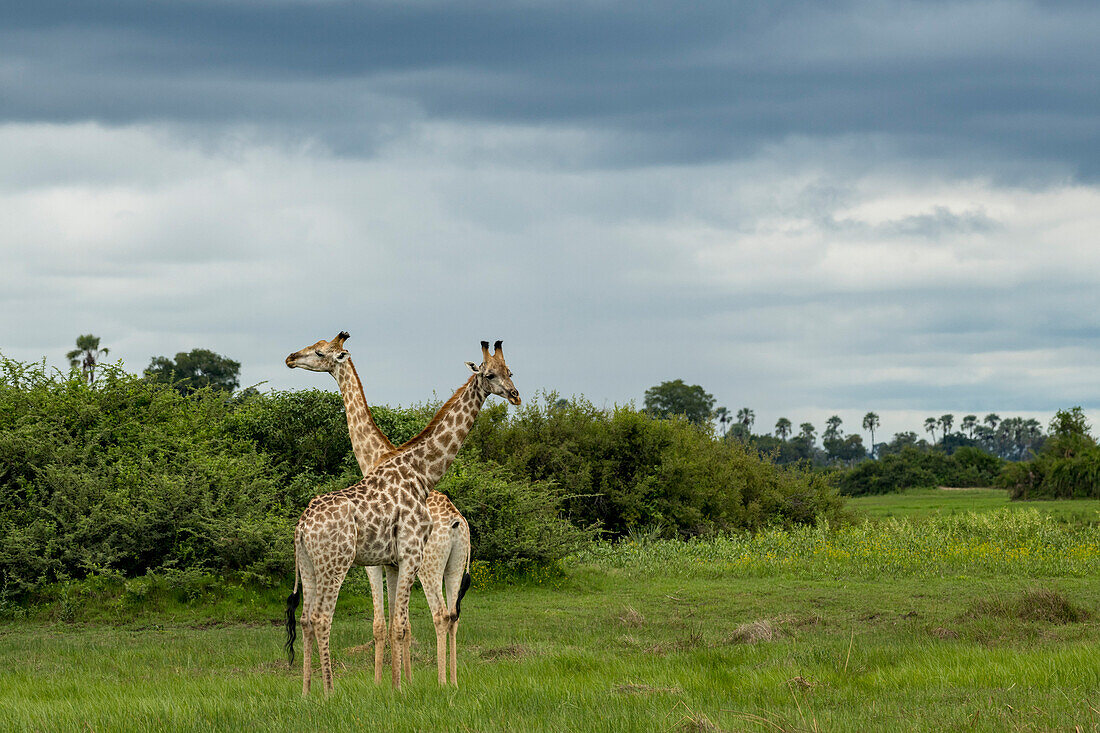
[284,341,520,695]
[285,331,473,686]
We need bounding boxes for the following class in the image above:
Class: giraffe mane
[379,374,476,462]
[344,357,397,453]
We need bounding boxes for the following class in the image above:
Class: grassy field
[848,486,1100,523]
[2,496,1100,732]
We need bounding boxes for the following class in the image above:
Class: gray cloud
[3,3,1100,439]
[3,1,1099,176]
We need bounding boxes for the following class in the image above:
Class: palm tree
[1022,418,1044,458]
[984,413,1001,431]
[961,414,977,438]
[938,414,954,446]
[824,415,843,438]
[736,407,755,433]
[924,417,938,445]
[862,412,880,458]
[774,417,792,440]
[66,334,109,386]
[799,422,816,445]
[714,407,731,436]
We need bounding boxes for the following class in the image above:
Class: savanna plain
[2,489,1099,732]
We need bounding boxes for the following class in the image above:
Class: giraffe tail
[284,542,301,667]
[453,538,472,621]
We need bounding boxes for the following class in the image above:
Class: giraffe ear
[335,351,350,362]
[466,361,479,374]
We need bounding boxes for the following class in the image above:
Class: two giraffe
[285,331,472,686]
[284,339,520,694]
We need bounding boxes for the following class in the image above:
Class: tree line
[643,379,1048,465]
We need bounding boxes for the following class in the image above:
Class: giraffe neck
[399,375,490,486]
[333,359,396,474]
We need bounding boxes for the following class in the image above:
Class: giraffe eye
[487,373,496,379]
[315,351,324,357]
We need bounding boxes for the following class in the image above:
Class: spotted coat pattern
[287,339,519,695]
[286,333,472,686]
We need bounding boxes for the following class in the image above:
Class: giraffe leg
[418,565,448,686]
[300,612,314,697]
[314,560,352,695]
[366,565,387,684]
[312,602,336,695]
[385,566,402,688]
[404,628,413,683]
[298,550,319,697]
[449,619,459,687]
[390,562,419,691]
[418,527,449,686]
[390,613,403,689]
[385,566,413,682]
[442,527,470,688]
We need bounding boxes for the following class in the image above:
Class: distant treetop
[643,379,715,426]
[145,348,241,395]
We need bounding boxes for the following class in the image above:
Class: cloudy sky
[3,0,1099,440]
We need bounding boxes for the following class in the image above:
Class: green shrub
[438,457,594,566]
[997,407,1100,500]
[0,358,293,597]
[463,394,844,536]
[225,389,357,477]
[0,356,849,600]
[836,446,1002,496]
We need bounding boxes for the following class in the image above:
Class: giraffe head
[285,331,351,372]
[466,340,521,405]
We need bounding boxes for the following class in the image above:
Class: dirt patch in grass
[731,619,778,644]
[725,615,798,645]
[786,675,817,692]
[668,702,725,733]
[479,644,529,661]
[931,627,959,640]
[617,606,646,627]
[674,715,723,733]
[969,588,1091,625]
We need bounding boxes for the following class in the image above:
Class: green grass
[849,486,1100,524]
[3,508,1100,731]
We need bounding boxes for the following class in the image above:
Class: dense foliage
[0,359,587,598]
[0,357,848,598]
[835,445,1003,496]
[997,408,1100,499]
[462,394,844,537]
[0,359,290,597]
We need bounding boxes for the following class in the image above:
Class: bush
[438,457,594,566]
[463,394,844,537]
[835,446,1003,496]
[226,389,357,477]
[0,358,293,597]
[0,356,849,600]
[997,407,1100,500]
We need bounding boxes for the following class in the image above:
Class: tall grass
[572,508,1100,579]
